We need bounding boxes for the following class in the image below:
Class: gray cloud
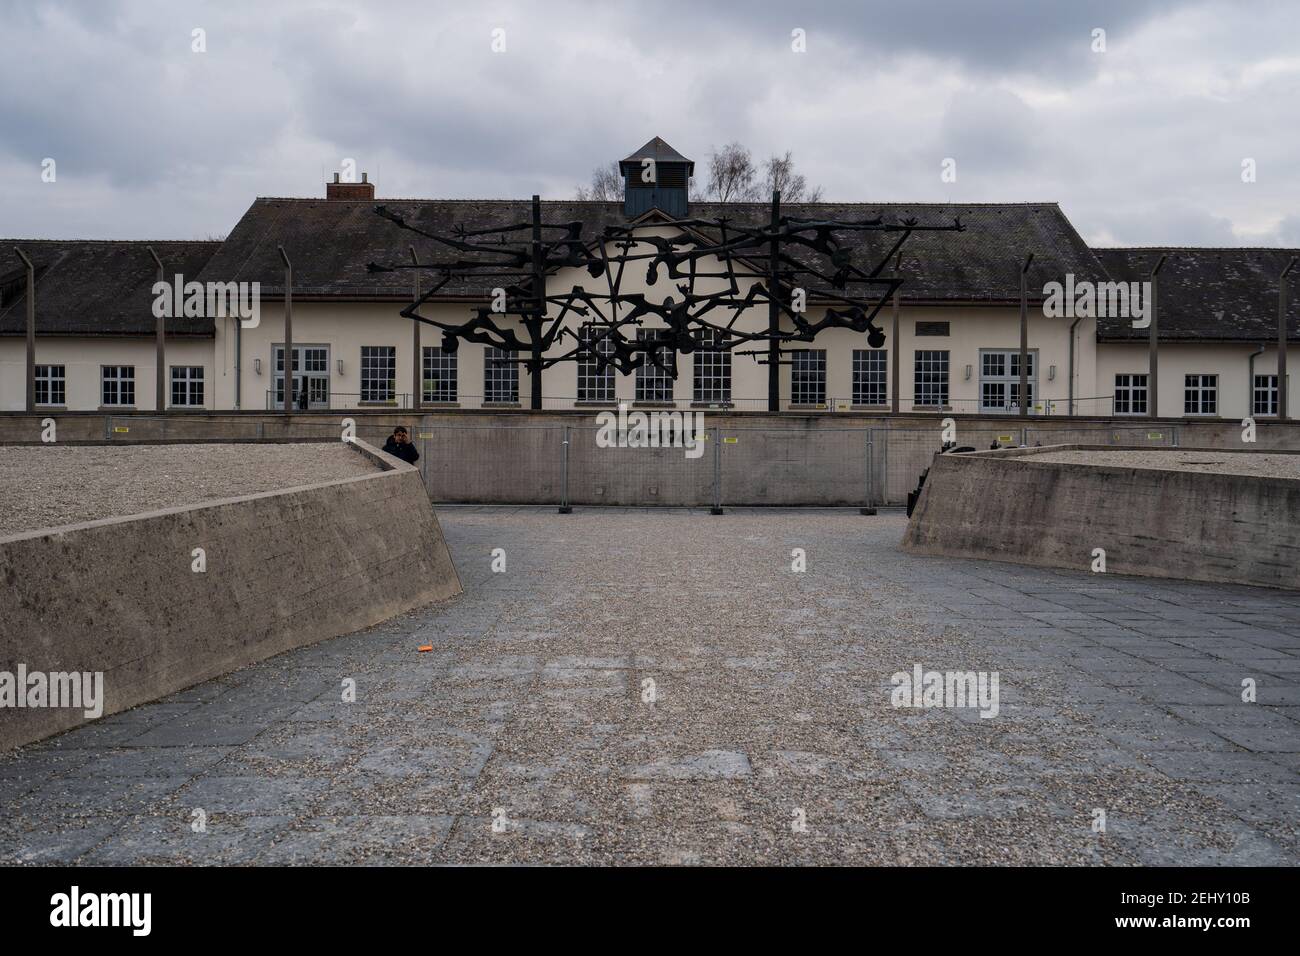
[0,0,1296,247]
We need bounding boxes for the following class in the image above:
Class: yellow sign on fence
[112,426,130,434]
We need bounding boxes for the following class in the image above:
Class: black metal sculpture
[368,193,964,410]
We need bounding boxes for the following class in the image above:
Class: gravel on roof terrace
[0,442,380,537]
[1026,448,1300,480]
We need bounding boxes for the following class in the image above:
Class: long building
[2,137,1296,420]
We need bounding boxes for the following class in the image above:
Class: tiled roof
[0,240,221,336]
[196,198,1107,305]
[1094,247,1300,342]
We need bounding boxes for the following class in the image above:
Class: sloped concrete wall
[901,445,1300,590]
[0,440,461,750]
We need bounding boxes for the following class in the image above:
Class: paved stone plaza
[2,508,1298,865]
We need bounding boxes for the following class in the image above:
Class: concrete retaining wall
[901,445,1300,590]
[0,440,462,751]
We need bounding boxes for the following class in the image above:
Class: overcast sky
[1,0,1297,246]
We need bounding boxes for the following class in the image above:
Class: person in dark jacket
[382,426,420,464]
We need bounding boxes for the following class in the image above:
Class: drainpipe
[278,245,292,416]
[1067,313,1084,416]
[1018,253,1034,417]
[1148,254,1167,419]
[1280,257,1297,422]
[1248,343,1265,418]
[13,247,35,413]
[147,246,166,411]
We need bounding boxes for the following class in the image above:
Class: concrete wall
[0,439,462,751]
[901,444,1300,589]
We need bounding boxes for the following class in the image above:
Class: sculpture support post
[411,245,421,412]
[767,190,781,412]
[530,194,544,411]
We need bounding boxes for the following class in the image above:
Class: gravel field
[0,443,380,536]
[1029,448,1300,479]
[1,507,1296,866]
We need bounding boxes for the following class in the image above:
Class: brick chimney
[326,171,375,200]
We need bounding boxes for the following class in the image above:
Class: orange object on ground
[417,645,433,652]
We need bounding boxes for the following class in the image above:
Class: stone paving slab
[1,506,1297,865]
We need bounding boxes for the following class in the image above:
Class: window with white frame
[790,349,826,406]
[1184,374,1218,415]
[274,345,329,408]
[1114,373,1148,415]
[422,346,457,403]
[360,346,396,402]
[693,328,731,404]
[635,329,674,402]
[979,349,1036,412]
[35,365,65,406]
[577,324,615,403]
[913,350,949,407]
[170,366,204,407]
[852,349,887,406]
[101,366,135,406]
[1253,374,1279,416]
[484,347,519,403]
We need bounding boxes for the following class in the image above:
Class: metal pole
[890,252,901,415]
[710,426,723,515]
[411,245,421,413]
[1019,253,1034,418]
[1279,257,1296,421]
[13,247,35,413]
[278,245,292,416]
[558,425,572,514]
[529,195,544,411]
[1148,254,1167,419]
[147,246,166,411]
[860,430,877,515]
[767,190,781,413]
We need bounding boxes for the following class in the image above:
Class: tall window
[693,328,731,404]
[577,324,615,403]
[635,329,674,402]
[35,365,65,406]
[170,366,204,407]
[1114,373,1148,415]
[422,346,457,403]
[913,350,949,407]
[979,349,1036,412]
[360,346,396,402]
[101,366,135,407]
[484,347,519,403]
[1184,374,1217,415]
[790,349,826,406]
[852,349,887,406]
[1253,374,1279,416]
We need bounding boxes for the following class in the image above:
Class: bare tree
[575,162,622,201]
[701,142,761,203]
[762,151,824,203]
